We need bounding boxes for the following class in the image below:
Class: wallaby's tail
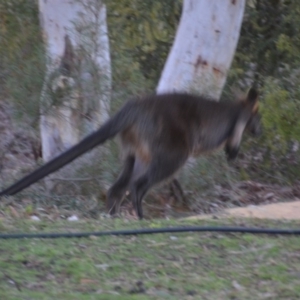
[0,101,137,196]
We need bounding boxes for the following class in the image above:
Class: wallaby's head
[225,87,262,160]
[244,87,262,137]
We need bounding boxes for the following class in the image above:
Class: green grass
[0,218,300,299]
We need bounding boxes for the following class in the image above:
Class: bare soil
[189,200,300,220]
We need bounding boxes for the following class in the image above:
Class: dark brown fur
[0,88,261,219]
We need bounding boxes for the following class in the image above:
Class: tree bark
[157,0,246,99]
[39,0,111,162]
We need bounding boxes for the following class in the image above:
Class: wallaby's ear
[246,87,259,103]
[246,87,259,112]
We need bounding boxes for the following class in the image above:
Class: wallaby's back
[120,93,243,161]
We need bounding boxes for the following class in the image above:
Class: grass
[0,217,300,299]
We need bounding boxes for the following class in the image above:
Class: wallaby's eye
[247,113,262,136]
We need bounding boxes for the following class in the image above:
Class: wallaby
[0,88,261,219]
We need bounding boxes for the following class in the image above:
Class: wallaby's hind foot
[106,155,135,216]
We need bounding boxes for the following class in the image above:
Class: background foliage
[106,0,181,84]
[0,0,45,123]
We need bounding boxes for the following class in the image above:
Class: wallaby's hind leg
[107,155,135,216]
[131,152,188,219]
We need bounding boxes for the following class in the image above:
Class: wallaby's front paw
[225,145,239,161]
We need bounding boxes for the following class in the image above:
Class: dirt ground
[189,200,300,220]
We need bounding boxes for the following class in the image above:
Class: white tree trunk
[39,0,111,162]
[157,0,245,99]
